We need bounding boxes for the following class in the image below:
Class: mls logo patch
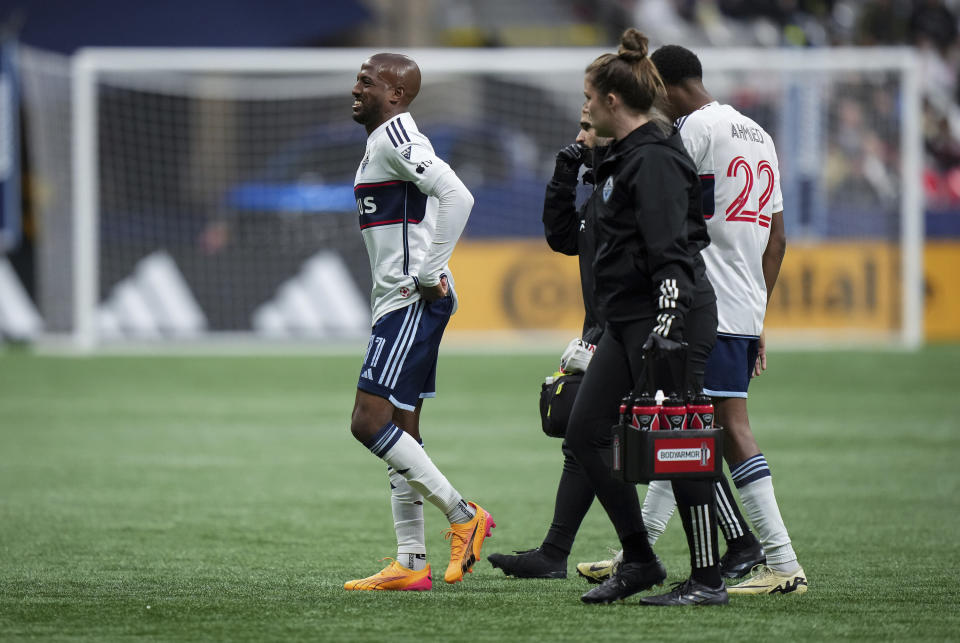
[360,151,370,173]
[400,145,413,160]
[602,176,614,202]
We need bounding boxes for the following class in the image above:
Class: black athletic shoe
[639,578,729,606]
[580,557,667,604]
[719,541,766,579]
[488,548,567,579]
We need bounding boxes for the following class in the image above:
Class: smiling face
[351,60,391,131]
[583,75,615,139]
[351,54,422,135]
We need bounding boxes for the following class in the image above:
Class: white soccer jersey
[677,102,783,337]
[354,112,473,324]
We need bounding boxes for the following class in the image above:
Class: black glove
[553,143,586,182]
[642,332,688,397]
[642,331,685,356]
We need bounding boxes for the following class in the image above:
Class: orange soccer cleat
[444,502,495,584]
[343,559,432,591]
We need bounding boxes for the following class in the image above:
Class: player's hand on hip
[419,275,448,302]
[752,331,767,378]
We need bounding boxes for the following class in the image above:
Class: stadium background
[1,2,959,641]
[0,0,958,345]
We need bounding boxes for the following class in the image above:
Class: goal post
[19,45,925,350]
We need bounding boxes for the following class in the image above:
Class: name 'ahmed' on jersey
[679,101,783,337]
[730,122,765,144]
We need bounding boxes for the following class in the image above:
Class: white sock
[641,479,677,545]
[397,553,427,572]
[444,499,476,524]
[737,476,799,574]
[389,467,426,571]
[368,423,473,524]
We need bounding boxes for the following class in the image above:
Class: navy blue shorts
[357,297,453,411]
[702,334,760,399]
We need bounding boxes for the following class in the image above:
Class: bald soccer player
[342,53,495,592]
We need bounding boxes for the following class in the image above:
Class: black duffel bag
[539,372,584,438]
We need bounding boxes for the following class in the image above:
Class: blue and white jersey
[354,112,472,324]
[677,102,783,337]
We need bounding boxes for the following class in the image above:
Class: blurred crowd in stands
[439,0,960,223]
[597,0,960,221]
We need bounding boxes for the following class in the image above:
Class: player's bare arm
[755,211,786,377]
[762,211,786,303]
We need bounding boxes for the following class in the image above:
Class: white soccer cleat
[727,564,807,595]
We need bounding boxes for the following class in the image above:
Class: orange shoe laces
[444,523,471,555]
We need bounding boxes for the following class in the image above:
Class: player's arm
[386,138,474,300]
[419,170,473,299]
[754,210,786,377]
[762,211,786,302]
[542,143,584,256]
[755,136,786,376]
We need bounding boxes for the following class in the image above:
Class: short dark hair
[650,45,702,86]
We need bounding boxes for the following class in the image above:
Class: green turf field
[1,346,959,641]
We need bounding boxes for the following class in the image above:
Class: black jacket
[589,121,714,338]
[542,152,604,344]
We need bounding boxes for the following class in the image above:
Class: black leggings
[541,440,596,555]
[565,300,717,550]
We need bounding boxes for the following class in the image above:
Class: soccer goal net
[17,46,922,350]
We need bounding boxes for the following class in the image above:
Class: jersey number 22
[725,156,774,228]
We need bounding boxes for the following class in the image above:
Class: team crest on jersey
[399,286,411,298]
[400,145,413,160]
[360,151,370,173]
[602,176,614,202]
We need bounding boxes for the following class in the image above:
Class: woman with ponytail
[568,29,727,606]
